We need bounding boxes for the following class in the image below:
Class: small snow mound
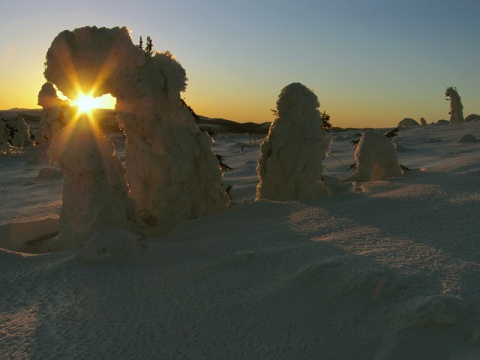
[78,227,140,263]
[409,294,472,327]
[350,130,403,181]
[465,114,480,122]
[37,167,63,179]
[0,218,59,253]
[375,295,480,360]
[457,134,478,143]
[398,118,420,127]
[289,256,347,283]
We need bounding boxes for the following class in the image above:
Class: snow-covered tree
[48,116,140,249]
[350,130,403,181]
[256,82,331,201]
[445,87,464,124]
[37,82,71,142]
[0,118,9,146]
[44,26,229,235]
[10,117,34,147]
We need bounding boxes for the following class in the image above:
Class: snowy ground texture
[1,120,480,359]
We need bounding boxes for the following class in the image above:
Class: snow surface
[1,120,480,359]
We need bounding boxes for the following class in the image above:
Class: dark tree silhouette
[145,36,153,56]
[320,111,332,132]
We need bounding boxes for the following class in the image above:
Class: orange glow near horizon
[73,93,97,115]
[71,93,116,115]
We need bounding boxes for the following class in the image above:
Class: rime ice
[445,87,464,124]
[351,130,403,181]
[47,117,139,250]
[37,82,71,142]
[256,82,331,200]
[44,26,229,235]
[10,117,34,147]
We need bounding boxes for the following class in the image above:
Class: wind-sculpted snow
[1,122,480,358]
[44,26,229,235]
[78,227,140,263]
[256,83,331,200]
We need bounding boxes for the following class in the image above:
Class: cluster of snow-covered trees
[0,116,34,150]
[8,26,476,252]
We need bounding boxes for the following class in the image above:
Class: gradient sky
[0,0,479,128]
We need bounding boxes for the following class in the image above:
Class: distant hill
[198,117,271,134]
[1,108,271,135]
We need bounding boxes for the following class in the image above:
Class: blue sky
[0,0,479,127]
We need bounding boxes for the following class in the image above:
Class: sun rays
[74,93,99,115]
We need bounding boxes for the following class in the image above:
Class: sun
[74,93,99,115]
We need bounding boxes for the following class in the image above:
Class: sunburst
[73,93,100,116]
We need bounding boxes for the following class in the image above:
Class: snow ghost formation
[37,82,71,142]
[44,26,229,234]
[445,87,464,124]
[48,116,139,249]
[256,82,331,201]
[10,117,34,147]
[351,131,403,181]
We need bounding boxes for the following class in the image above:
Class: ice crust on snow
[256,82,331,200]
[44,26,229,233]
[350,130,403,181]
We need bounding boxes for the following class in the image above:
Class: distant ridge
[198,116,271,134]
[0,108,271,134]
